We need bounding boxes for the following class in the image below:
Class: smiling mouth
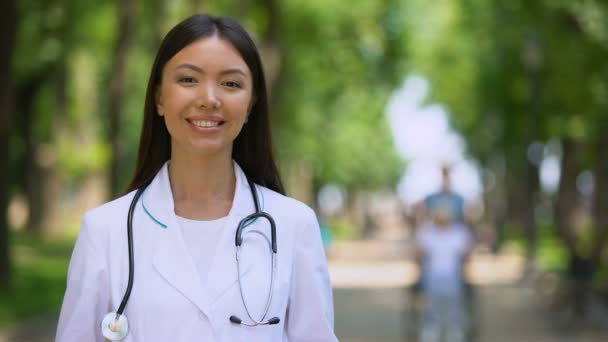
[188,119,224,128]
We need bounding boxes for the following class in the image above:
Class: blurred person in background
[56,14,337,342]
[415,207,474,342]
[423,164,465,225]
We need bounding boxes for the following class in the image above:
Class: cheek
[162,86,195,111]
[163,117,181,142]
[167,91,193,114]
[227,94,253,118]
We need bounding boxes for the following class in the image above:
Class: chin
[189,143,232,158]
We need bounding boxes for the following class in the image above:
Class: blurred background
[1,0,608,341]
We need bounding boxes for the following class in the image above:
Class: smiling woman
[55,14,338,342]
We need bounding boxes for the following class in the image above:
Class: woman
[56,14,337,342]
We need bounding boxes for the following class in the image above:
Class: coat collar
[141,160,255,229]
[142,160,259,318]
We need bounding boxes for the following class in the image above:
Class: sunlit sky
[387,75,482,205]
[387,75,566,206]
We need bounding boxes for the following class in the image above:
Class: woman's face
[156,36,254,159]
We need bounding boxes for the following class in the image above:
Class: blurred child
[415,207,474,342]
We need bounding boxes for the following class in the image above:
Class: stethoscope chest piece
[101,312,129,341]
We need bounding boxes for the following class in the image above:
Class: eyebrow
[220,68,248,77]
[175,63,248,77]
[176,63,203,73]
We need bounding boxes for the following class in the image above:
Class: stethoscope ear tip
[101,312,129,341]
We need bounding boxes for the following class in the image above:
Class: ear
[155,87,164,116]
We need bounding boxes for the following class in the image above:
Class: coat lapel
[206,161,258,307]
[144,162,210,315]
[143,161,258,313]
[152,214,210,314]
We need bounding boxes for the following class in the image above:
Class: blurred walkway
[330,238,608,342]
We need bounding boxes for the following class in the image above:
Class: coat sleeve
[285,208,339,341]
[56,213,110,342]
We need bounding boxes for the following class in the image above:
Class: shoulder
[79,190,137,241]
[257,185,318,225]
[84,190,137,222]
[423,194,436,204]
[257,186,313,215]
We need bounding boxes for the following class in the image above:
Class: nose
[196,83,221,109]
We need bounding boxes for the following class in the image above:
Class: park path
[329,234,608,342]
[2,226,607,341]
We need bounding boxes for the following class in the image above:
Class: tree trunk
[40,61,68,235]
[524,153,540,261]
[260,0,283,107]
[592,129,608,266]
[504,147,528,232]
[109,0,138,197]
[555,139,595,318]
[0,0,17,289]
[16,71,50,235]
[21,0,71,236]
[523,31,542,262]
[554,138,580,256]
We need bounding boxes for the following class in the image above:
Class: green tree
[276,0,407,198]
[404,0,608,276]
[0,0,17,288]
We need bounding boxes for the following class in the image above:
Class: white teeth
[192,120,220,128]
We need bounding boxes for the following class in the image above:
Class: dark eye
[179,77,196,83]
[224,81,242,88]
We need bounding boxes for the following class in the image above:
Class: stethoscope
[101,178,279,341]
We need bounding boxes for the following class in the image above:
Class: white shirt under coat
[56,161,338,342]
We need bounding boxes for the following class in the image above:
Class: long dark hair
[126,14,284,195]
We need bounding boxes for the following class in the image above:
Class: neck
[168,151,236,220]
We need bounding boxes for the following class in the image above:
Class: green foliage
[403,0,607,164]
[595,266,608,293]
[57,139,110,184]
[536,224,569,272]
[10,0,410,197]
[276,0,408,190]
[502,223,569,272]
[0,233,74,327]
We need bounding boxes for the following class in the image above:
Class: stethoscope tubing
[117,185,147,317]
[104,176,278,340]
[236,211,277,253]
[236,246,277,325]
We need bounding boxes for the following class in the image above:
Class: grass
[0,232,75,328]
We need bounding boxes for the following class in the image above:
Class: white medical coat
[56,161,338,342]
